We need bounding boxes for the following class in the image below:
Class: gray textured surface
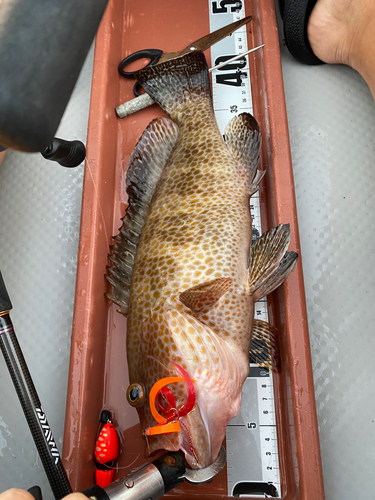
[0,44,94,497]
[1,11,375,500]
[278,23,375,500]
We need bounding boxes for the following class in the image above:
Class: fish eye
[126,382,145,407]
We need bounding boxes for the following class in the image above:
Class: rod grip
[82,453,185,500]
[42,138,86,167]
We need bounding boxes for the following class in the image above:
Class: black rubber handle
[118,49,163,78]
[28,486,43,500]
[82,484,109,500]
[118,49,163,97]
[0,0,109,152]
[153,453,185,493]
[42,138,86,168]
[0,271,12,313]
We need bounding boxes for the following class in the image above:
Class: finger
[0,489,34,500]
[60,494,88,500]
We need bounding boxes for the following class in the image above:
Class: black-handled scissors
[119,49,163,97]
[118,15,253,98]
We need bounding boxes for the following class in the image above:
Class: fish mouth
[179,404,212,469]
[144,403,213,469]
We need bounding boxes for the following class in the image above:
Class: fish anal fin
[179,277,232,313]
[106,118,178,314]
[250,319,280,373]
[249,224,298,302]
[224,113,262,187]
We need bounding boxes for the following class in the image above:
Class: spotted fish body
[107,51,297,469]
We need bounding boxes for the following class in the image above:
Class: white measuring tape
[208,1,281,497]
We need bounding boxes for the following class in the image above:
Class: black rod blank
[0,271,72,499]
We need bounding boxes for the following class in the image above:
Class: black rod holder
[42,137,86,167]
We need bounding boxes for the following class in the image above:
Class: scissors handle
[119,49,163,97]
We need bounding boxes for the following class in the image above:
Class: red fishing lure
[94,412,119,488]
[95,422,119,464]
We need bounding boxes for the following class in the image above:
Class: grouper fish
[106,50,297,469]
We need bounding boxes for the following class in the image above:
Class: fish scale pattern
[107,51,297,472]
[0,45,94,498]
[120,92,258,469]
[279,31,375,499]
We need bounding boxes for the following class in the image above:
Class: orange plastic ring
[145,421,181,436]
[149,376,185,423]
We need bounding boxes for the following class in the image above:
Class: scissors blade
[158,15,252,64]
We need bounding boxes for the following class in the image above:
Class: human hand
[0,490,88,500]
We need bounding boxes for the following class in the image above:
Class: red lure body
[95,422,119,464]
[95,463,115,488]
[94,419,119,488]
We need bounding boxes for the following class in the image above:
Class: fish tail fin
[249,224,298,303]
[136,52,211,119]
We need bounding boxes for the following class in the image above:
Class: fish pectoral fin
[179,277,232,312]
[224,112,262,190]
[251,319,280,373]
[106,118,179,314]
[249,224,298,302]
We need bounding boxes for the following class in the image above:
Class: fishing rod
[0,271,72,500]
[83,446,226,500]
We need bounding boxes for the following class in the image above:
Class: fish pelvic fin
[249,224,298,303]
[136,51,211,120]
[105,118,179,314]
[251,319,280,373]
[179,277,233,313]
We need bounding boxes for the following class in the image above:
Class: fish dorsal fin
[179,277,232,313]
[224,113,262,194]
[249,224,298,302]
[106,118,179,314]
[250,319,280,372]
